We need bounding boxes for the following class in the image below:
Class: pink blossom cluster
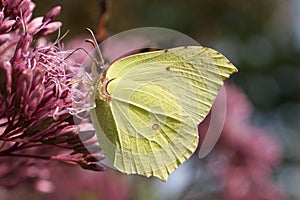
[0,0,104,188]
[199,84,284,200]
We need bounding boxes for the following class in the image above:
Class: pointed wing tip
[154,175,168,182]
[161,178,168,183]
[201,46,238,76]
[143,171,169,182]
[225,59,238,74]
[232,66,238,73]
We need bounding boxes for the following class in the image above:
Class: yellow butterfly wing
[93,46,237,181]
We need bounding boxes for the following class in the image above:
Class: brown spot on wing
[152,124,159,130]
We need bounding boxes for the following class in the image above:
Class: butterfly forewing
[94,46,237,181]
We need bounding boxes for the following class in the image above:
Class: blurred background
[3,0,300,199]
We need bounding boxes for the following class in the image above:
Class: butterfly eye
[166,66,171,71]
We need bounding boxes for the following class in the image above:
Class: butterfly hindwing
[93,46,237,181]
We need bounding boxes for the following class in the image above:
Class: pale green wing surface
[94,46,237,181]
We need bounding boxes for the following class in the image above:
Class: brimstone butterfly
[90,45,237,181]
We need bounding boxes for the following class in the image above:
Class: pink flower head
[199,84,284,200]
[0,0,104,188]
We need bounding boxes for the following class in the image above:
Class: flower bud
[79,161,105,171]
[41,21,62,35]
[23,117,54,137]
[43,6,61,22]
[0,61,12,97]
[27,17,43,35]
[11,0,22,9]
[19,0,31,12]
[24,84,45,118]
[14,68,33,108]
[67,130,95,144]
[0,19,16,32]
[0,11,4,22]
[84,153,105,162]
[0,33,12,44]
[41,125,78,144]
[31,68,45,88]
[79,130,96,141]
[23,2,36,23]
[11,33,33,65]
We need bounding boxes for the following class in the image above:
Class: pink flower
[199,83,284,200]
[0,0,104,188]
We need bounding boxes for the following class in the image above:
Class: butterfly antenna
[85,28,105,67]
